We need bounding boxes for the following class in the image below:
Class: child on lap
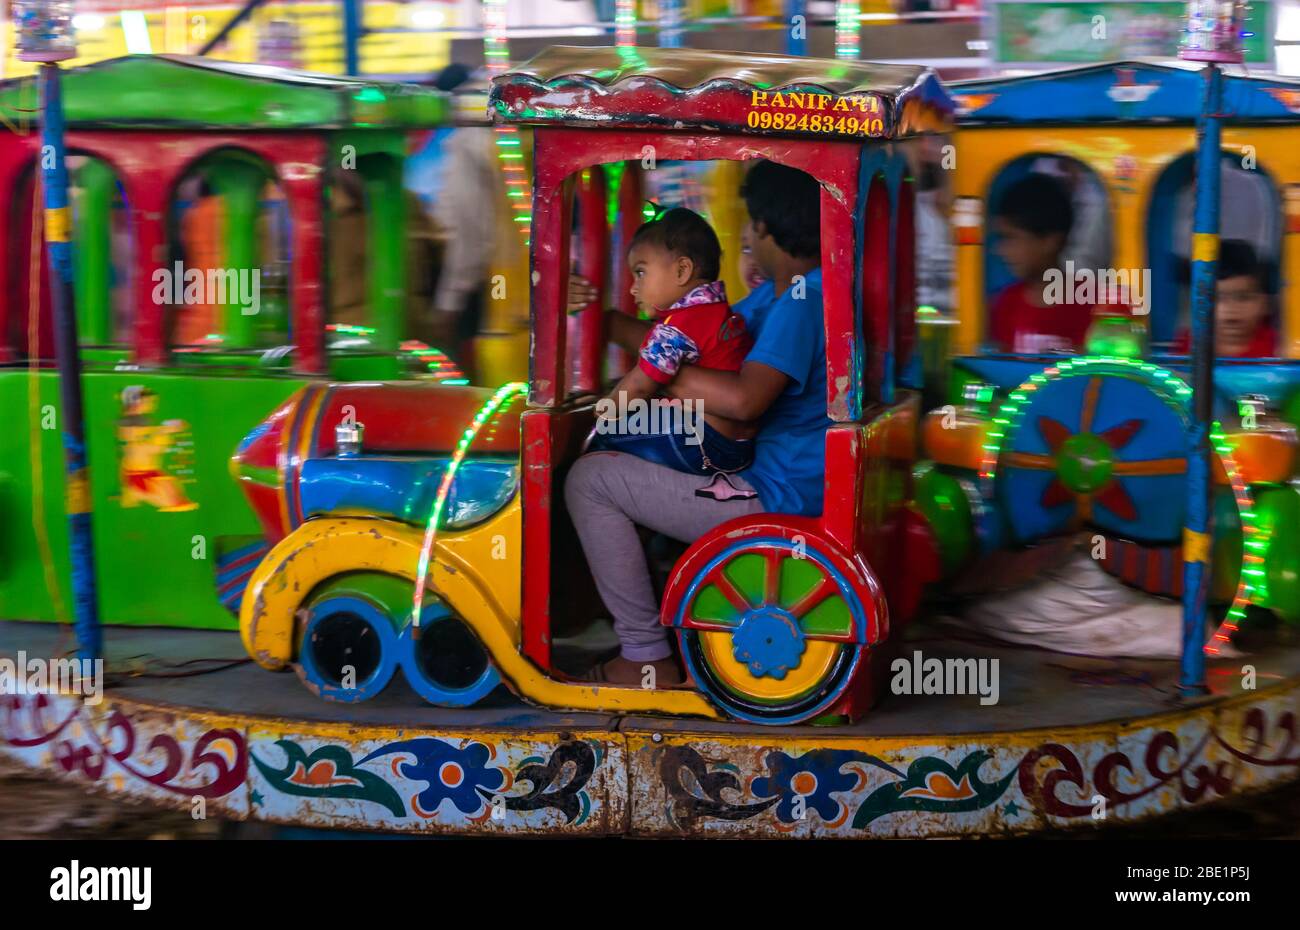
[588,207,757,474]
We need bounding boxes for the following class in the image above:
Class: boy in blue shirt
[566,160,829,685]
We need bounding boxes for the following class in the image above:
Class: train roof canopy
[952,61,1300,125]
[0,55,448,130]
[489,45,952,140]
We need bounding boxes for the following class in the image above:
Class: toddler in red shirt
[588,207,756,474]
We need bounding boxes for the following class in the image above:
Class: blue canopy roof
[951,61,1300,124]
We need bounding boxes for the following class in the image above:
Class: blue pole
[659,0,683,48]
[39,63,101,664]
[787,0,808,56]
[343,0,361,76]
[1180,63,1221,696]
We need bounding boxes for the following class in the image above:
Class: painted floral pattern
[361,738,508,818]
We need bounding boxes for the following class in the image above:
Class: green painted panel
[72,158,116,345]
[308,571,417,634]
[329,353,403,381]
[690,584,738,624]
[723,552,766,607]
[0,367,306,630]
[0,56,449,130]
[802,595,852,637]
[779,556,822,608]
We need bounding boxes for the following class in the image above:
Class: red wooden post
[815,163,862,423]
[283,159,326,375]
[0,136,38,361]
[572,167,608,395]
[860,174,891,411]
[528,130,574,407]
[894,177,917,386]
[126,169,170,367]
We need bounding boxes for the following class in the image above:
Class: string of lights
[616,0,637,46]
[411,381,527,627]
[835,0,860,60]
[483,0,531,243]
[977,356,1265,656]
[1207,425,1266,654]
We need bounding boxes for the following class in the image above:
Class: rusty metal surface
[625,679,1300,837]
[243,721,628,835]
[4,620,1299,836]
[0,692,249,822]
[3,676,1298,837]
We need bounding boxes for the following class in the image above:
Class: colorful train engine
[236,45,953,725]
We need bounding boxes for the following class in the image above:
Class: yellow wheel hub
[699,630,842,703]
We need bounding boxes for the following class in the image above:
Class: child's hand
[567,275,599,314]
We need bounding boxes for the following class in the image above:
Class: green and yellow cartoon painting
[118,386,198,512]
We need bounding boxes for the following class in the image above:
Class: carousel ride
[2,8,1299,839]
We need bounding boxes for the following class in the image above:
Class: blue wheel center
[731,608,805,680]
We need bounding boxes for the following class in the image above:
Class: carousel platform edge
[3,677,1298,838]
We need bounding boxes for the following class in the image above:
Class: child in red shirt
[988,173,1107,354]
[588,207,756,474]
[1172,240,1277,357]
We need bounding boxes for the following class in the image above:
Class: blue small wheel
[397,602,500,707]
[297,595,400,702]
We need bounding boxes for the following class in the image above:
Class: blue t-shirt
[732,268,831,516]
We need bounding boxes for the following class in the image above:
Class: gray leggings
[564,451,766,662]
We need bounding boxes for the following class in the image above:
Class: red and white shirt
[637,281,753,384]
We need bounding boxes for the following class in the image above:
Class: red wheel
[664,521,882,724]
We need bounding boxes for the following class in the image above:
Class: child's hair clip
[643,200,669,222]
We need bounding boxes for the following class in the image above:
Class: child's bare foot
[588,656,684,688]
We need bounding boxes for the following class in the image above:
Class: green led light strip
[836,1,861,60]
[411,381,528,627]
[977,355,1264,655]
[1208,426,1266,654]
[616,0,637,46]
[484,0,531,244]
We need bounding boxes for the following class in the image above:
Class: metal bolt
[335,421,364,457]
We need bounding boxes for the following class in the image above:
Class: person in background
[429,62,498,382]
[737,217,769,294]
[1173,239,1277,357]
[326,167,369,329]
[405,188,442,341]
[173,177,223,346]
[1031,156,1112,276]
[1173,160,1279,290]
[988,173,1108,354]
[915,139,954,314]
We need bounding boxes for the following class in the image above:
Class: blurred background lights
[71,13,105,33]
[119,10,152,54]
[408,3,446,30]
